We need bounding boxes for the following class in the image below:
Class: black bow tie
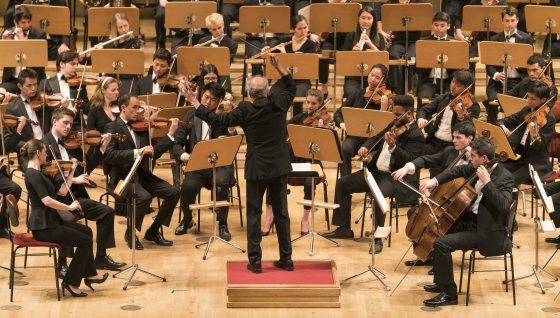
[60,75,67,81]
[125,121,133,128]
[56,138,64,146]
[505,33,517,40]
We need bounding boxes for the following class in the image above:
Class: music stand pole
[502,52,511,95]
[403,16,411,95]
[546,19,554,77]
[438,53,444,96]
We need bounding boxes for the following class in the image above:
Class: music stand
[512,164,558,294]
[415,40,469,95]
[342,167,391,290]
[22,4,70,35]
[497,93,527,116]
[90,49,144,82]
[525,5,560,76]
[87,7,140,50]
[381,3,432,94]
[264,53,319,80]
[472,119,519,160]
[239,6,290,48]
[165,2,216,47]
[308,3,361,108]
[478,41,533,94]
[336,51,389,90]
[176,47,230,77]
[287,124,342,256]
[186,135,245,260]
[113,151,166,290]
[461,5,507,42]
[0,40,48,69]
[341,108,393,138]
[138,92,178,110]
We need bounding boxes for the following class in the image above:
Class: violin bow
[424,83,473,127]
[0,111,10,174]
[80,109,87,174]
[75,59,88,108]
[47,145,83,217]
[363,75,385,109]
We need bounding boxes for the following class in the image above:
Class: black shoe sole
[423,300,458,307]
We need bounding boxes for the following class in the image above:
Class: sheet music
[529,164,554,214]
[365,168,389,214]
[291,163,311,172]
[115,152,144,197]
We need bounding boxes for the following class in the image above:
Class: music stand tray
[91,49,145,79]
[507,0,549,3]
[416,40,469,94]
[478,41,534,69]
[238,6,291,34]
[461,5,508,35]
[471,118,518,160]
[524,5,560,33]
[264,53,319,80]
[176,47,230,77]
[336,51,389,89]
[138,92,178,110]
[342,108,393,138]
[164,2,216,29]
[184,135,245,260]
[88,7,140,37]
[380,4,432,31]
[0,40,48,68]
[497,93,527,116]
[22,4,70,36]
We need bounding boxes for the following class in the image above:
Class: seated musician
[419,137,514,307]
[340,6,385,99]
[417,69,480,177]
[508,54,558,104]
[416,12,457,108]
[1,6,46,94]
[104,94,180,249]
[392,120,475,269]
[172,82,236,240]
[44,107,126,274]
[262,89,331,236]
[334,64,390,177]
[497,81,555,185]
[482,6,533,124]
[323,95,425,254]
[133,48,178,96]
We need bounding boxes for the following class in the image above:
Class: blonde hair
[205,13,224,29]
[112,12,130,37]
[90,77,119,109]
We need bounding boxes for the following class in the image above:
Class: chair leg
[236,183,243,227]
[197,191,201,233]
[9,245,17,302]
[395,203,399,233]
[521,191,527,218]
[24,247,29,269]
[510,252,516,305]
[504,254,509,293]
[53,249,61,301]
[466,251,475,306]
[459,251,466,293]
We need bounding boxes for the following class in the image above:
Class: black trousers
[484,77,522,124]
[332,169,394,229]
[155,4,166,49]
[417,78,451,103]
[388,41,416,95]
[501,159,534,185]
[343,77,366,100]
[0,173,22,229]
[180,166,233,225]
[424,138,453,178]
[33,221,97,287]
[544,181,560,227]
[246,175,292,264]
[340,135,367,177]
[79,198,116,252]
[121,173,180,232]
[293,80,312,115]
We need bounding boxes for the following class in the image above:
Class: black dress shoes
[95,255,127,271]
[247,261,262,273]
[273,259,294,271]
[322,227,354,239]
[144,231,173,246]
[84,272,109,291]
[124,233,144,250]
[545,235,560,244]
[219,224,232,241]
[423,292,458,307]
[175,219,195,235]
[404,258,434,267]
[62,282,88,297]
[423,283,444,293]
[57,263,68,279]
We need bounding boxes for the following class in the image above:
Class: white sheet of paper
[291,162,311,172]
[365,168,389,214]
[529,164,554,214]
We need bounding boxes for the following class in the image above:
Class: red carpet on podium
[227,261,335,285]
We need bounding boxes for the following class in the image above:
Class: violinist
[133,48,178,96]
[172,82,236,240]
[497,81,555,185]
[87,77,120,134]
[416,12,457,108]
[334,64,391,177]
[419,137,514,307]
[324,95,425,255]
[105,94,180,249]
[44,107,126,274]
[22,139,109,297]
[417,69,480,177]
[1,6,46,94]
[508,54,557,105]
[193,64,231,102]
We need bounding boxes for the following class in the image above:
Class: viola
[41,160,75,176]
[62,130,127,149]
[302,101,335,129]
[156,72,188,89]
[28,93,82,110]
[2,114,39,127]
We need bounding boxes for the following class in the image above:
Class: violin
[66,77,102,87]
[156,72,188,89]
[130,118,191,132]
[62,130,127,149]
[507,96,554,138]
[2,114,39,127]
[449,90,474,118]
[41,160,75,176]
[302,100,334,129]
[364,83,392,105]
[28,93,82,110]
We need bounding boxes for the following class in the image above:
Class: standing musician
[497,81,555,185]
[417,69,480,177]
[323,95,425,254]
[419,137,514,307]
[341,6,385,99]
[1,6,46,94]
[482,6,533,125]
[334,64,391,177]
[104,94,180,249]
[133,48,178,96]
[44,107,126,272]
[508,54,557,104]
[22,139,109,297]
[173,82,236,240]
[392,120,476,268]
[193,54,295,274]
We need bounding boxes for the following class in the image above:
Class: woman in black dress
[22,139,108,297]
[86,77,120,133]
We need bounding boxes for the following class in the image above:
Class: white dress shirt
[434,106,454,142]
[52,134,70,161]
[22,97,43,140]
[152,73,161,94]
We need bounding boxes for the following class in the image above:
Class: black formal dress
[431,163,514,296]
[195,74,296,265]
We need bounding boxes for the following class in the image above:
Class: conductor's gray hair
[246,75,268,98]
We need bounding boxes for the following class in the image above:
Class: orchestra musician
[104,94,180,249]
[508,54,558,104]
[497,81,555,185]
[193,54,295,274]
[453,0,506,51]
[416,69,480,177]
[173,82,237,240]
[334,63,391,177]
[482,6,533,125]
[323,95,425,254]
[22,139,109,297]
[0,128,26,239]
[44,107,126,274]
[1,6,46,94]
[133,48,178,96]
[86,77,120,134]
[419,137,514,307]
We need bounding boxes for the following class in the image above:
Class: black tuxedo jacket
[486,31,533,79]
[508,77,558,106]
[195,74,295,181]
[4,97,51,151]
[1,27,46,83]
[435,163,515,256]
[133,75,179,96]
[197,35,238,63]
[411,145,464,171]
[41,76,91,115]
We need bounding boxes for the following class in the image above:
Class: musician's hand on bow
[500,125,511,136]
[357,146,368,158]
[58,43,70,55]
[420,178,437,193]
[16,116,27,134]
[100,133,112,152]
[391,166,410,181]
[476,165,491,186]
[168,118,179,136]
[140,145,154,156]
[68,200,82,211]
[60,97,70,108]
[417,118,429,130]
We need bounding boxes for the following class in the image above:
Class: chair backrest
[548,132,560,159]
[504,195,517,239]
[5,194,20,229]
